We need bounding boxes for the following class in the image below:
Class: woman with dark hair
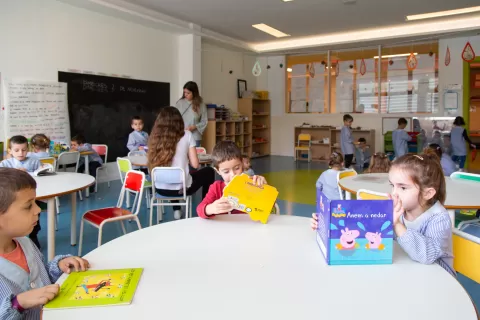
[175,81,208,147]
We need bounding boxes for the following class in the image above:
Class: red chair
[92,144,110,193]
[78,170,145,256]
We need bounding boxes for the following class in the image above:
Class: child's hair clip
[413,155,424,160]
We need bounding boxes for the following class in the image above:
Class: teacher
[175,81,208,147]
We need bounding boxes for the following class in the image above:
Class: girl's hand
[187,125,196,132]
[16,284,60,309]
[206,198,234,215]
[58,256,90,274]
[251,175,267,187]
[390,194,404,225]
[311,213,318,230]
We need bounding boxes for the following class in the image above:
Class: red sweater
[197,181,245,219]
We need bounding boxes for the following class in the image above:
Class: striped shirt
[340,126,354,155]
[397,201,455,276]
[0,237,70,319]
[77,143,103,166]
[392,129,412,158]
[127,131,149,152]
[0,157,41,175]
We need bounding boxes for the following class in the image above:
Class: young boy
[356,137,371,169]
[340,114,355,168]
[197,141,266,219]
[392,118,412,158]
[127,116,149,152]
[243,156,254,176]
[0,135,43,248]
[0,168,89,319]
[70,134,103,193]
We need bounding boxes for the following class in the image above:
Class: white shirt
[153,130,196,190]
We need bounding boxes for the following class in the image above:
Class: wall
[201,42,258,110]
[0,0,181,181]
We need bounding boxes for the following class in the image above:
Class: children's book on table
[44,268,143,310]
[316,190,393,265]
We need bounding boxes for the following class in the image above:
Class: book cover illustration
[222,174,279,224]
[44,268,143,310]
[316,190,393,265]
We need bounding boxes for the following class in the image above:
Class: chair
[453,172,480,229]
[39,157,59,229]
[78,170,145,256]
[272,203,280,215]
[91,144,110,193]
[117,157,152,209]
[357,189,389,200]
[337,169,357,200]
[56,151,82,200]
[149,167,192,226]
[196,147,207,154]
[128,150,147,157]
[294,134,312,162]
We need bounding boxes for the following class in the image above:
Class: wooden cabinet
[238,98,271,158]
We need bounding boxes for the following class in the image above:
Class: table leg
[84,155,90,198]
[47,198,56,261]
[71,193,77,246]
[448,209,455,229]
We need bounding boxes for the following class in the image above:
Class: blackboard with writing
[59,72,169,162]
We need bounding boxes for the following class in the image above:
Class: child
[450,116,476,171]
[364,152,391,174]
[389,153,454,276]
[443,134,452,156]
[127,116,149,152]
[0,136,43,248]
[315,152,344,200]
[425,143,457,177]
[196,141,267,219]
[243,156,254,176]
[70,134,103,193]
[340,114,354,168]
[149,106,215,220]
[0,168,90,318]
[430,130,443,149]
[27,134,50,158]
[392,118,412,158]
[355,137,370,169]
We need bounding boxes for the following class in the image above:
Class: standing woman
[175,81,208,147]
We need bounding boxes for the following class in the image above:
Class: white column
[177,33,202,94]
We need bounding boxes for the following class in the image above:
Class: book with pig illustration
[316,191,393,265]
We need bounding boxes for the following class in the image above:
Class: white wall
[439,35,480,116]
[201,42,258,110]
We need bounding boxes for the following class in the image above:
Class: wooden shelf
[253,127,269,130]
[253,113,270,116]
[238,98,271,158]
[253,141,269,145]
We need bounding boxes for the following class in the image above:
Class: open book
[44,268,143,310]
[33,164,55,176]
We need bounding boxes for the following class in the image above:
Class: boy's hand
[58,256,90,274]
[16,284,59,309]
[138,146,144,151]
[251,175,267,187]
[206,198,234,215]
[311,213,318,230]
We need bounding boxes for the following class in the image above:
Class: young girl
[243,156,254,176]
[148,106,215,220]
[315,152,344,200]
[425,143,457,177]
[450,116,476,171]
[27,134,50,158]
[364,152,390,174]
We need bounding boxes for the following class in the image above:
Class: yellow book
[222,174,279,224]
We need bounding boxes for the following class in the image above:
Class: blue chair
[149,167,192,226]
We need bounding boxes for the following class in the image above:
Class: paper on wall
[291,100,307,113]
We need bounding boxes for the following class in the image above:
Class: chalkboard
[59,72,169,162]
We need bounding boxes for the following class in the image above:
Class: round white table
[35,172,95,260]
[44,215,477,320]
[124,155,212,167]
[339,173,480,227]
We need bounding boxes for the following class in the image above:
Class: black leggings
[155,166,215,210]
[344,154,354,168]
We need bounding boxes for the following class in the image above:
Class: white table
[124,154,212,167]
[35,172,95,260]
[54,151,94,197]
[44,215,477,320]
[339,173,480,226]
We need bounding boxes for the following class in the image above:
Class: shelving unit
[201,120,252,156]
[294,126,375,162]
[238,98,271,158]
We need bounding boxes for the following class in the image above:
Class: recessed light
[406,6,480,21]
[282,0,294,2]
[287,68,293,72]
[252,24,290,38]
[373,53,418,59]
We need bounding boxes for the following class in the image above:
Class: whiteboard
[2,80,70,142]
[382,117,412,135]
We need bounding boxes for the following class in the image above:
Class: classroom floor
[36,156,480,309]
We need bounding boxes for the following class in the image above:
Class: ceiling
[126,0,480,43]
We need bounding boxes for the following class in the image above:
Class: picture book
[44,268,143,310]
[222,173,279,224]
[316,191,393,265]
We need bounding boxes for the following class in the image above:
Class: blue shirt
[450,126,467,156]
[340,126,354,155]
[397,201,455,277]
[77,143,103,166]
[127,131,149,152]
[392,129,412,158]
[0,157,41,174]
[316,169,342,200]
[441,154,457,177]
[0,237,70,320]
[27,151,50,159]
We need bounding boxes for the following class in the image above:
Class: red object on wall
[445,46,451,66]
[462,42,476,62]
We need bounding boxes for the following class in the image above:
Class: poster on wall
[309,63,324,113]
[461,41,476,62]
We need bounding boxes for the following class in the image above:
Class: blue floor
[36,156,480,309]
